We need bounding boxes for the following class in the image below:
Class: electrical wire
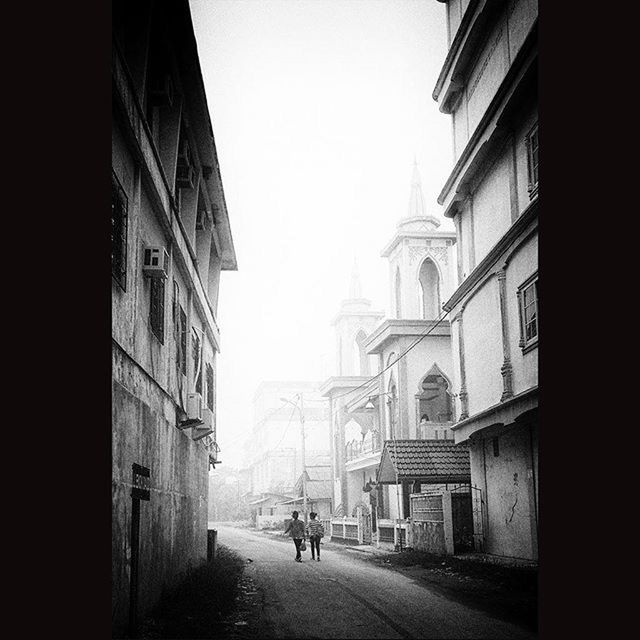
[332,308,452,402]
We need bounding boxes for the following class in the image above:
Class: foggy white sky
[189,0,454,470]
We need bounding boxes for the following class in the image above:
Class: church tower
[381,161,457,320]
[332,260,385,376]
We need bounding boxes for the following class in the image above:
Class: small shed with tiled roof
[376,440,470,484]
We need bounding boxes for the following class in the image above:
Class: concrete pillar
[443,491,455,555]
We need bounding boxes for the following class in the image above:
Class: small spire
[349,257,362,299]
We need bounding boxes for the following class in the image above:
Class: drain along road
[214,524,536,640]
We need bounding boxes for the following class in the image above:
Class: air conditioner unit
[187,393,203,422]
[150,74,174,108]
[193,407,214,441]
[176,164,196,190]
[143,246,169,280]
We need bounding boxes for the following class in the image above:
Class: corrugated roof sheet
[378,440,470,483]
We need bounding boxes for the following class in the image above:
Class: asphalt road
[214,524,537,640]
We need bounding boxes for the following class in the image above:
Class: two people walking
[283,511,324,562]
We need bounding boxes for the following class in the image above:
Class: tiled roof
[377,439,470,483]
[305,466,332,482]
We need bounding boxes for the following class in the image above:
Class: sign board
[131,463,150,501]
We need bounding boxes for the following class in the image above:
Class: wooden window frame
[516,271,538,354]
[525,122,539,200]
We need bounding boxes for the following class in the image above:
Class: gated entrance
[451,485,473,553]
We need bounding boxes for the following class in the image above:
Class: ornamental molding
[408,245,449,266]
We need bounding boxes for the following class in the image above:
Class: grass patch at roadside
[140,545,245,639]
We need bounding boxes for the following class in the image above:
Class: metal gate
[470,484,485,552]
[451,486,473,553]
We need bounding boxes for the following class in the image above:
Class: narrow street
[215,525,536,640]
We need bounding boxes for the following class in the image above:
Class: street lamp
[280,394,308,524]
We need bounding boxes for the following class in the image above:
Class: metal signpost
[129,463,150,638]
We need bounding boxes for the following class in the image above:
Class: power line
[332,308,452,402]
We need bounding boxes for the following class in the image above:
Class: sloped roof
[305,466,332,482]
[377,440,470,484]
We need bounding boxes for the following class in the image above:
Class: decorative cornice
[443,197,538,313]
[381,228,456,258]
[432,0,482,103]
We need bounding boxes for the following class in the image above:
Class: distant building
[243,381,331,498]
[112,0,236,632]
[433,0,538,561]
[365,162,460,523]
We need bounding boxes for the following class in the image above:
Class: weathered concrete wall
[470,423,538,560]
[112,347,208,635]
[409,521,446,554]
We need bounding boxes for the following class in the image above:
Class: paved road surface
[214,524,537,640]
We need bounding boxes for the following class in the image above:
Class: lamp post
[280,393,307,524]
[364,391,403,551]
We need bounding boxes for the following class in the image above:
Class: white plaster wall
[452,96,469,161]
[336,314,382,376]
[507,0,538,62]
[466,14,509,137]
[459,203,473,278]
[463,279,503,415]
[471,151,512,264]
[505,233,538,395]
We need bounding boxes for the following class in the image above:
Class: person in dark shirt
[283,510,306,562]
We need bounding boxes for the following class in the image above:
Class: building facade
[433,0,538,561]
[112,1,237,633]
[365,162,460,522]
[243,381,331,498]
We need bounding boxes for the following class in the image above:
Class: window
[418,368,453,425]
[492,437,500,457]
[418,258,441,320]
[395,268,402,318]
[111,172,128,290]
[150,278,165,343]
[517,273,538,352]
[526,123,538,199]
[206,363,214,411]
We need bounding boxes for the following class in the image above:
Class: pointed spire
[407,158,426,218]
[349,257,362,299]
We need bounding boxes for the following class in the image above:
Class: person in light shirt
[306,512,324,562]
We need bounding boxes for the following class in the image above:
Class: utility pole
[299,393,308,525]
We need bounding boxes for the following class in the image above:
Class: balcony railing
[345,438,381,463]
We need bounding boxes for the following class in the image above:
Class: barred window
[526,122,539,199]
[111,172,128,290]
[150,278,165,343]
[206,363,214,411]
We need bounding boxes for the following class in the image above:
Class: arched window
[418,366,453,429]
[355,329,369,376]
[395,267,402,318]
[418,258,441,319]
